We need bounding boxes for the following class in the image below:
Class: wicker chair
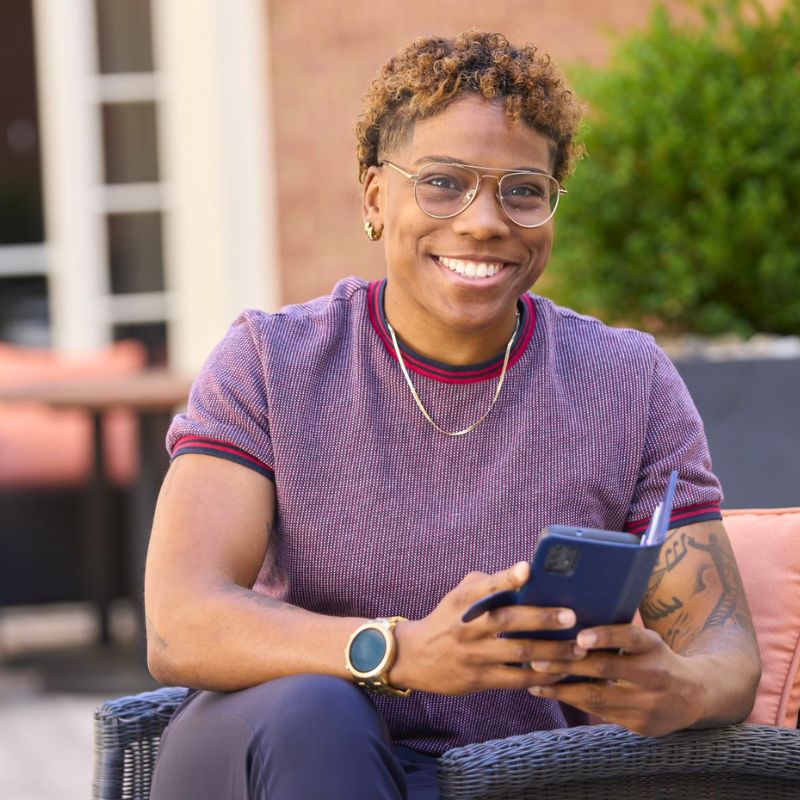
[93,685,800,799]
[95,509,800,797]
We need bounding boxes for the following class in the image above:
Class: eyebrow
[411,155,549,174]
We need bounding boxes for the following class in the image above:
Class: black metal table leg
[84,410,114,645]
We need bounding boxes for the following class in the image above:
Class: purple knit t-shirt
[167,277,722,754]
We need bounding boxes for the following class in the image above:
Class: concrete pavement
[0,603,157,800]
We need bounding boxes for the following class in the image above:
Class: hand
[390,562,589,695]
[526,623,706,736]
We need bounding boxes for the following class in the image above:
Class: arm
[145,453,591,694]
[639,517,761,726]
[144,453,362,690]
[526,519,761,735]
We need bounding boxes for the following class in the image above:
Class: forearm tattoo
[641,525,753,653]
[688,533,752,632]
[663,610,690,649]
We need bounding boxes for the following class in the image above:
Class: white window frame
[0,244,48,278]
[32,0,281,371]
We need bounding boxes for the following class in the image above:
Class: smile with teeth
[437,256,506,278]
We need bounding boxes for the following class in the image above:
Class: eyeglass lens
[413,163,559,227]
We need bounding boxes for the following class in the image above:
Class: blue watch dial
[350,628,387,672]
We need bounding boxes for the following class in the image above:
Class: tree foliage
[547,0,800,335]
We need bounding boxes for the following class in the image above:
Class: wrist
[388,618,419,692]
[680,650,752,728]
[345,616,412,697]
[679,654,710,728]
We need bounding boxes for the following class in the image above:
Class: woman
[145,31,760,800]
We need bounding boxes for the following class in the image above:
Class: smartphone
[461,472,678,644]
[461,525,658,640]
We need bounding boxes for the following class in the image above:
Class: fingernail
[577,631,597,648]
[558,609,576,626]
[514,561,529,581]
[530,661,550,671]
[528,686,542,695]
[572,646,587,657]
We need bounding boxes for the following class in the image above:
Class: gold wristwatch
[345,616,412,697]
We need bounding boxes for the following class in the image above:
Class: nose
[450,176,511,239]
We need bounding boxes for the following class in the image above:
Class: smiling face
[363,95,557,364]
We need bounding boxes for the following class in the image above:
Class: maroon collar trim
[367,279,536,385]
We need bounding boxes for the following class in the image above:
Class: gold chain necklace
[385,312,520,437]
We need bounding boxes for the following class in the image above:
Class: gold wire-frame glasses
[381,160,566,228]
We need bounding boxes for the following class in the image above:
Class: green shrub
[547,0,800,336]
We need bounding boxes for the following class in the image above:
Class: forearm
[679,631,761,728]
[145,459,369,691]
[641,519,761,730]
[146,582,363,691]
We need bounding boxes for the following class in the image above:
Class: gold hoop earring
[364,220,381,241]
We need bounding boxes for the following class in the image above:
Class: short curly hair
[356,31,585,185]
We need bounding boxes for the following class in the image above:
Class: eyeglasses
[381,160,566,228]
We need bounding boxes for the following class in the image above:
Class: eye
[419,173,465,191]
[416,163,474,194]
[504,181,547,199]
[501,175,555,212]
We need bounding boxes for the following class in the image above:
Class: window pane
[0,275,50,346]
[102,102,159,184]
[0,0,44,244]
[95,0,154,74]
[107,212,164,294]
[113,321,167,366]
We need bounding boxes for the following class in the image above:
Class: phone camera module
[543,544,579,575]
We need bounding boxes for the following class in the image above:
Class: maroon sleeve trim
[625,502,722,535]
[170,435,275,481]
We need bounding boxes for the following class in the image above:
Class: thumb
[474,560,530,596]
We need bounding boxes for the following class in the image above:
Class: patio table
[0,369,192,644]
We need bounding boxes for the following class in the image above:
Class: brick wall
[265,0,779,304]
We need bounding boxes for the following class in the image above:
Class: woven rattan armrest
[437,722,800,800]
[92,687,189,800]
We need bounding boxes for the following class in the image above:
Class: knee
[249,674,379,743]
[153,676,400,799]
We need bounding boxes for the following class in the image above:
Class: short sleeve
[166,311,275,481]
[624,346,722,534]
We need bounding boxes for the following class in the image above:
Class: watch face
[350,627,387,673]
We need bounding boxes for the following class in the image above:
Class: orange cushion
[0,341,146,487]
[723,508,800,728]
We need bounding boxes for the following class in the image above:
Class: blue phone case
[516,528,659,639]
[461,471,678,641]
[461,527,662,639]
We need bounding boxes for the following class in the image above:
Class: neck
[383,284,520,366]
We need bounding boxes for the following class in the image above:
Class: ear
[362,165,384,235]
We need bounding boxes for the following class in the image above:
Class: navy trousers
[150,674,440,799]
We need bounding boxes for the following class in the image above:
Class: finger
[528,677,635,718]
[492,636,588,666]
[476,664,571,692]
[528,651,635,683]
[456,561,530,605]
[478,605,577,637]
[575,624,661,654]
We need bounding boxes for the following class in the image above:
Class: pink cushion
[724,508,800,728]
[0,341,147,487]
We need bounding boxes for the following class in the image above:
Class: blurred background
[0,1,797,798]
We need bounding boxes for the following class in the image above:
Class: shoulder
[227,277,369,358]
[532,294,662,375]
